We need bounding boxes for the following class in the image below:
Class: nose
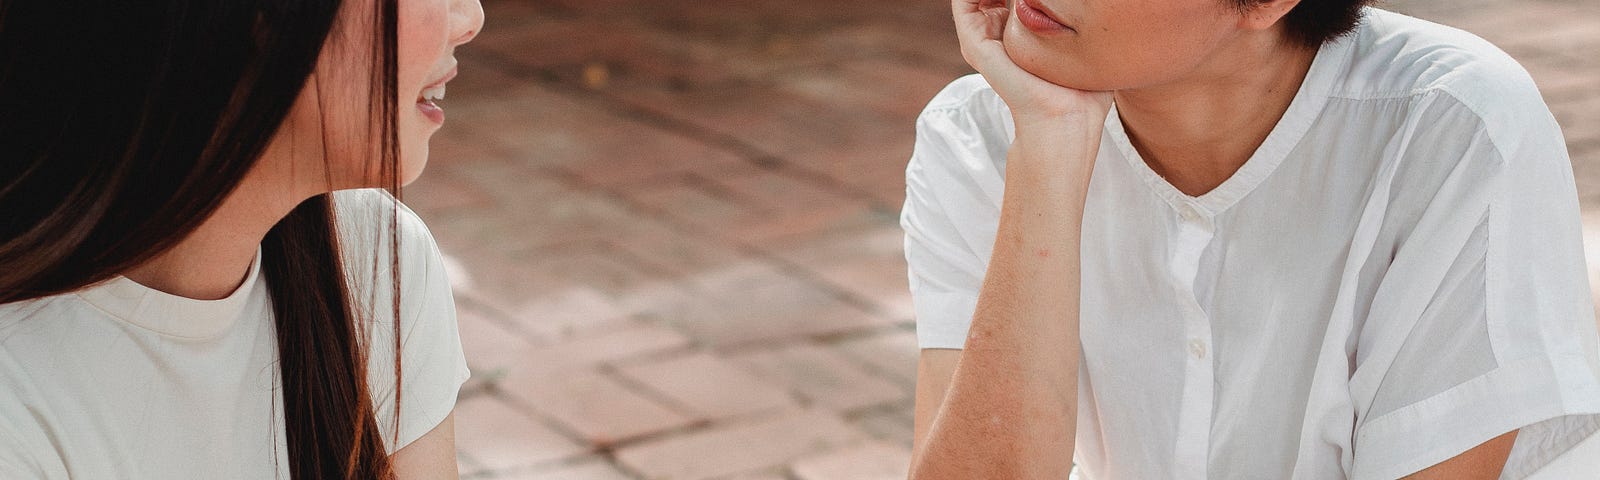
[451,0,484,47]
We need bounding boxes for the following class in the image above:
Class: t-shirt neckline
[1102,30,1357,218]
[75,248,264,339]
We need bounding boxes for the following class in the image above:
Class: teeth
[422,85,446,102]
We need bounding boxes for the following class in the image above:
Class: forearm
[910,115,1100,479]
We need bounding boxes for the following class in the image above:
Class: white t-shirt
[0,189,470,478]
[903,8,1600,480]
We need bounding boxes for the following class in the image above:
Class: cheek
[1005,1,1236,91]
[397,0,451,91]
[396,0,452,184]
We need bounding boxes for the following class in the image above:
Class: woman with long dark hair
[0,0,482,477]
[905,0,1600,478]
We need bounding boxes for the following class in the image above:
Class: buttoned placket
[1169,202,1216,477]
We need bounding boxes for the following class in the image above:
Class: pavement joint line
[820,323,918,344]
[844,400,917,422]
[592,358,724,422]
[451,291,564,348]
[469,453,644,480]
[484,387,613,453]
[825,347,917,388]
[607,345,715,371]
[594,407,808,454]
[674,172,786,217]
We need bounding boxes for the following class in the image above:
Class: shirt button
[1189,339,1208,359]
[1179,206,1201,221]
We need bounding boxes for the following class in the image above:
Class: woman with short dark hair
[904,0,1600,477]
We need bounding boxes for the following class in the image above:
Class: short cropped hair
[1244,0,1375,48]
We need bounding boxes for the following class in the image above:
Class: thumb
[980,8,1008,40]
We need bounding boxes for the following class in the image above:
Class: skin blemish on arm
[1037,248,1051,258]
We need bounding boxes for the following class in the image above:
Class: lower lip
[417,99,444,124]
[1016,0,1072,33]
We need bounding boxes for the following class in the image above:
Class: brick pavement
[404,0,1600,478]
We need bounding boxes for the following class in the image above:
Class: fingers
[952,0,1114,120]
[980,7,1007,40]
[952,0,1037,99]
[952,0,984,17]
[953,0,1006,40]
[952,0,1009,69]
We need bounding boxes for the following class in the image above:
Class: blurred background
[407,0,1600,478]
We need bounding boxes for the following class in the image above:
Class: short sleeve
[0,360,67,479]
[1348,90,1600,479]
[901,75,1010,350]
[334,189,472,453]
[0,412,57,479]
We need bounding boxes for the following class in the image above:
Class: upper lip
[1020,0,1070,28]
[422,65,458,91]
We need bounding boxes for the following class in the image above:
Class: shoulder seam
[920,75,997,115]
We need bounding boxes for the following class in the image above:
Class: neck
[123,148,318,301]
[1113,30,1317,197]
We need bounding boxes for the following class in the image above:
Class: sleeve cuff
[1353,352,1600,479]
[392,361,472,452]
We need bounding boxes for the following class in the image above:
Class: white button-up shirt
[902,9,1600,479]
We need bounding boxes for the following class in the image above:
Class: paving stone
[795,138,917,210]
[728,343,906,412]
[614,410,861,480]
[459,451,483,478]
[502,368,696,447]
[505,286,636,340]
[801,21,970,76]
[496,321,693,382]
[850,405,917,448]
[663,262,894,347]
[777,58,960,121]
[454,396,589,472]
[615,351,798,420]
[419,174,635,259]
[624,169,882,246]
[831,329,920,387]
[494,457,636,480]
[605,219,748,278]
[789,441,913,480]
[765,224,914,322]
[456,303,539,374]
[448,78,752,187]
[406,163,501,217]
[455,246,691,338]
[725,475,786,480]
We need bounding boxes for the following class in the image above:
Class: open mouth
[417,67,457,124]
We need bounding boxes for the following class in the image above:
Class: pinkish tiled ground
[405,1,1600,478]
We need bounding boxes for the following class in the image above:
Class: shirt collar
[1103,27,1359,218]
[76,248,264,339]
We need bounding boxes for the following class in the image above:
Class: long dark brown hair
[0,0,404,478]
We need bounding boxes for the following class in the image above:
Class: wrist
[1011,110,1105,146]
[1014,103,1104,126]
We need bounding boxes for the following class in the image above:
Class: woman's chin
[398,157,427,187]
[397,135,431,187]
[1003,33,1121,92]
